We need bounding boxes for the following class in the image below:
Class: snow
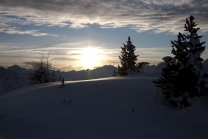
[0,74,208,139]
[0,65,29,94]
[0,65,117,95]
[1,60,207,94]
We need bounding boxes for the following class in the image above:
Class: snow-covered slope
[1,59,207,95]
[0,65,30,95]
[0,74,207,139]
[0,65,117,95]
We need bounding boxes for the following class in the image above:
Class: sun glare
[81,48,102,69]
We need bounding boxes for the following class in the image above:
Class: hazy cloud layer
[0,41,122,70]
[0,0,208,35]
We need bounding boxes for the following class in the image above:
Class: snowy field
[0,73,208,139]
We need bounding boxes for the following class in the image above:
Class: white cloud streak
[0,0,207,35]
[0,27,57,36]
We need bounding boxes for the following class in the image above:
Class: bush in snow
[28,54,57,84]
[153,15,208,109]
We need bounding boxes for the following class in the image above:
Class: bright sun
[81,48,101,69]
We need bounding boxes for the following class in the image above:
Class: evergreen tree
[118,42,128,76]
[126,37,138,73]
[118,36,139,76]
[153,15,207,109]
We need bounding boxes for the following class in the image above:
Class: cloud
[0,0,207,34]
[57,65,75,71]
[23,61,37,68]
[0,41,121,69]
[0,26,57,37]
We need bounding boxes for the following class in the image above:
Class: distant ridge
[1,59,207,95]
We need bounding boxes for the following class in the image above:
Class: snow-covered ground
[0,65,117,95]
[0,73,208,139]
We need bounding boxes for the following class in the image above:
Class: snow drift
[0,74,208,139]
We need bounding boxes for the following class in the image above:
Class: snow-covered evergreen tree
[118,36,139,76]
[153,15,207,109]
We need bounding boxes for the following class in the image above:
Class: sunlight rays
[80,48,102,69]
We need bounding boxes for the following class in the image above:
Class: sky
[0,0,208,71]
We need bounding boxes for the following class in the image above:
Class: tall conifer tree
[126,37,138,73]
[153,15,207,108]
[118,42,128,76]
[118,36,139,76]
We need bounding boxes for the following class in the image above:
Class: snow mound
[0,75,208,139]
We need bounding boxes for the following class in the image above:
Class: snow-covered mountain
[142,64,156,73]
[1,59,207,95]
[0,74,207,139]
[0,65,117,95]
[0,65,30,95]
[56,65,118,80]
